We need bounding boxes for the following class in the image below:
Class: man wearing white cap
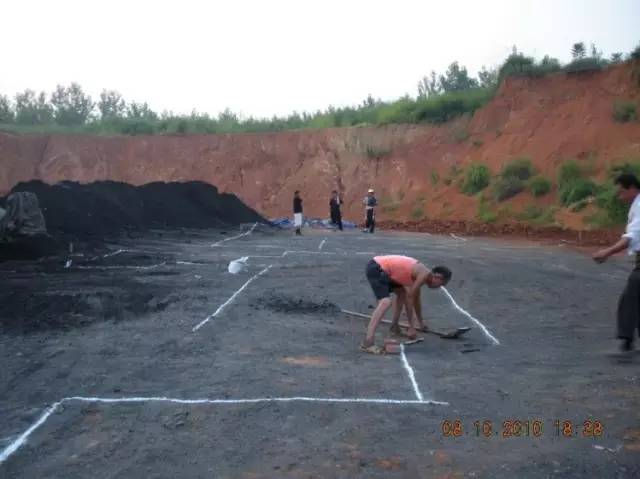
[362,188,377,233]
[293,190,303,236]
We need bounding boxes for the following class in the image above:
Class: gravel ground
[1,227,639,478]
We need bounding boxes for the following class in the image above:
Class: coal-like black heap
[6,180,264,238]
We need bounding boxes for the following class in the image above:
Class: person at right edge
[293,190,303,236]
[363,188,377,233]
[593,173,640,355]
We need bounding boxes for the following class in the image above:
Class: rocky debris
[0,191,54,260]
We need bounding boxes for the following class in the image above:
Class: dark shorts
[366,259,401,300]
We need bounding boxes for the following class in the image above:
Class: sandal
[359,344,385,355]
[389,324,403,337]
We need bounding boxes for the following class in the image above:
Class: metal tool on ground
[341,309,471,340]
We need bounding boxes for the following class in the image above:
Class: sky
[1,0,638,119]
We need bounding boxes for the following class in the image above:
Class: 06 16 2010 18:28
[441,419,604,438]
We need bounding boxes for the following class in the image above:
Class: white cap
[368,188,374,193]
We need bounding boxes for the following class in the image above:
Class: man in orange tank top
[362,255,452,352]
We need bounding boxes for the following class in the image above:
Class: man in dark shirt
[329,190,343,231]
[293,190,303,236]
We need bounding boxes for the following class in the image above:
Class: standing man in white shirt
[593,173,640,354]
[362,188,377,233]
[293,190,303,236]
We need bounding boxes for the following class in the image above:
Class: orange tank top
[374,255,418,286]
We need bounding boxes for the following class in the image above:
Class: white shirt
[623,194,640,255]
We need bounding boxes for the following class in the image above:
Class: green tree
[98,89,126,120]
[498,51,535,81]
[462,164,491,195]
[127,101,158,120]
[478,66,498,90]
[590,43,603,60]
[50,83,94,126]
[493,176,524,201]
[217,108,240,131]
[14,89,54,124]
[438,62,479,93]
[0,94,14,123]
[501,157,534,181]
[361,94,377,108]
[539,55,562,72]
[417,71,439,97]
[571,42,586,60]
[528,175,552,197]
[558,159,582,187]
[610,52,623,64]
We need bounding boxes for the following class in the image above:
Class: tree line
[0,42,637,135]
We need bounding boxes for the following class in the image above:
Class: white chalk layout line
[192,265,273,332]
[0,394,447,465]
[319,239,326,250]
[399,344,424,402]
[441,287,500,345]
[65,395,448,406]
[283,250,338,256]
[74,262,167,271]
[89,248,131,261]
[227,250,340,263]
[0,402,62,464]
[74,248,339,278]
[211,222,258,247]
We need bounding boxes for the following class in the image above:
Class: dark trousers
[617,267,640,341]
[331,211,343,231]
[365,209,375,233]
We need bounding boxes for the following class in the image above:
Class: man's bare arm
[412,291,426,330]
[407,267,429,328]
[593,237,629,263]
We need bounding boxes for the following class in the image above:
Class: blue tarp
[269,217,357,229]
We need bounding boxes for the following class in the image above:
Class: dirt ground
[1,227,640,478]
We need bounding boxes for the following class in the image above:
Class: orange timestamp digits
[554,419,604,438]
[441,419,464,437]
[440,419,604,438]
[441,419,543,438]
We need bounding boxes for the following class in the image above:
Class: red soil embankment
[1,63,639,236]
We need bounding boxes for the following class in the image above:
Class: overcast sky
[2,0,638,118]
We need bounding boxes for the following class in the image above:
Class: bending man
[362,255,452,352]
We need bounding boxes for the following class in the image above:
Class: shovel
[341,309,471,340]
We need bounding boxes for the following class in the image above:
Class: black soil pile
[252,294,339,315]
[6,180,264,238]
[0,281,175,334]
